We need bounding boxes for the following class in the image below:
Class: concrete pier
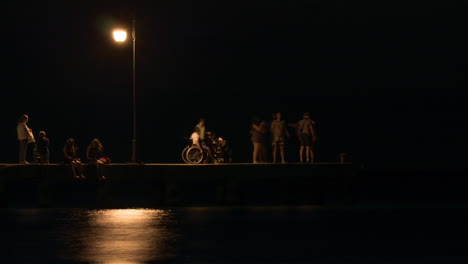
[2,163,465,208]
[0,163,355,208]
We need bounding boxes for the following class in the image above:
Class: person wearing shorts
[250,116,267,163]
[270,112,289,163]
[297,112,317,163]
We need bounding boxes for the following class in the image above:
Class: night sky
[4,1,466,171]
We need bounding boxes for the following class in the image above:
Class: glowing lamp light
[113,30,127,42]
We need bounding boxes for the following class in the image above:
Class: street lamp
[113,30,127,42]
[113,14,137,163]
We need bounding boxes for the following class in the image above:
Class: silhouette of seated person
[63,138,85,179]
[86,138,106,180]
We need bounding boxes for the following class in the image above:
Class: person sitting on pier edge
[35,131,50,164]
[64,138,85,179]
[86,138,106,180]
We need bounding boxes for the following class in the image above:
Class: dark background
[3,0,466,170]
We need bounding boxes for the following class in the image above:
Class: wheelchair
[181,132,232,164]
[181,144,204,164]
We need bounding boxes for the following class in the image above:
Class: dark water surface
[4,205,468,263]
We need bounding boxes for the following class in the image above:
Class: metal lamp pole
[131,12,137,163]
[113,12,137,163]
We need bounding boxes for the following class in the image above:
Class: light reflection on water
[6,206,467,263]
[66,209,179,263]
[3,208,180,263]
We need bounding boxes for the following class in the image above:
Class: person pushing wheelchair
[190,123,213,162]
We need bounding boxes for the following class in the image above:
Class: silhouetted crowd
[16,111,318,168]
[16,114,108,179]
[188,112,317,164]
[248,112,317,164]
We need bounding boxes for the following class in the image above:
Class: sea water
[4,205,468,263]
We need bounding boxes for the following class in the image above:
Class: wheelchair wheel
[181,146,190,163]
[185,146,204,164]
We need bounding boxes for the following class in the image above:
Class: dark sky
[4,0,467,170]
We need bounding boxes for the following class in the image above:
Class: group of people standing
[16,115,48,165]
[16,114,107,179]
[250,112,317,164]
[16,112,317,167]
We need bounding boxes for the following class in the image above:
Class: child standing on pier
[35,131,50,164]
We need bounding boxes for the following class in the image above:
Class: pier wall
[1,164,465,208]
[1,163,354,208]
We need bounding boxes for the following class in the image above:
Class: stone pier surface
[0,163,356,208]
[1,163,466,208]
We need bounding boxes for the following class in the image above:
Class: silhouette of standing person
[297,112,317,163]
[194,118,214,161]
[270,112,290,163]
[35,131,50,164]
[195,118,206,143]
[250,116,267,163]
[16,114,34,164]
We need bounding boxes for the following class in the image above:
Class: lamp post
[113,13,137,163]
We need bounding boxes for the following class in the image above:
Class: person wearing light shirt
[16,114,34,164]
[270,112,290,163]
